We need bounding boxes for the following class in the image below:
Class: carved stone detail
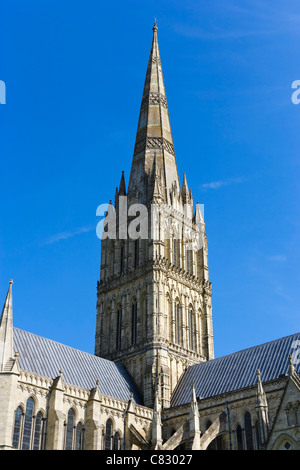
[134,137,175,156]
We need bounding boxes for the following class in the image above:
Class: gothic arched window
[189,309,194,351]
[22,397,34,450]
[116,307,122,350]
[165,238,170,262]
[206,420,212,430]
[254,420,260,450]
[109,242,115,277]
[173,238,178,267]
[65,408,75,450]
[142,294,147,341]
[12,406,23,449]
[131,300,137,345]
[105,419,113,450]
[33,411,45,450]
[186,249,193,274]
[134,239,139,268]
[113,431,121,450]
[12,400,46,450]
[175,303,181,345]
[236,424,243,450]
[120,245,124,273]
[244,412,254,450]
[75,421,85,450]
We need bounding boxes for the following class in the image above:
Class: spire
[189,382,201,449]
[128,21,180,204]
[194,202,204,224]
[119,171,126,196]
[256,369,268,408]
[182,173,189,204]
[189,382,199,422]
[0,280,14,371]
[191,381,197,405]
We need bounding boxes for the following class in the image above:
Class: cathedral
[0,23,299,451]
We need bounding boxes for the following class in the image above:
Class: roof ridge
[171,332,300,407]
[13,327,143,404]
[13,327,116,366]
[210,332,300,363]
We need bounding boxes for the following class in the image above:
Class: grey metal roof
[13,327,143,404]
[171,333,300,407]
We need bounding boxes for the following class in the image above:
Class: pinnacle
[0,280,14,371]
[119,171,126,196]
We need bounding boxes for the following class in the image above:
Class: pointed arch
[120,242,125,273]
[105,418,113,450]
[12,406,24,449]
[12,399,46,450]
[205,419,212,430]
[75,420,85,450]
[21,396,35,450]
[236,424,243,450]
[174,298,181,346]
[33,409,46,450]
[188,303,195,352]
[116,304,122,350]
[65,408,76,450]
[113,430,121,450]
[131,297,138,345]
[109,241,115,277]
[134,238,139,269]
[141,291,147,342]
[244,411,254,450]
[105,306,112,353]
[186,246,193,274]
[272,433,298,450]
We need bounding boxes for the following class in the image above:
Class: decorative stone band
[134,136,175,156]
[141,92,168,110]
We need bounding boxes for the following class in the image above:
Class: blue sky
[0,0,299,360]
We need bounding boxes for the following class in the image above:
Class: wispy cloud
[42,226,94,246]
[200,177,245,190]
[174,24,278,41]
[266,254,287,262]
[173,0,300,41]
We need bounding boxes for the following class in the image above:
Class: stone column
[203,293,214,360]
[0,355,20,449]
[45,371,66,450]
[85,381,102,450]
[151,391,162,449]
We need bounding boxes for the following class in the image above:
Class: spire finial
[9,279,13,285]
[153,17,158,32]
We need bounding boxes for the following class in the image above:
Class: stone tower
[94,22,214,408]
